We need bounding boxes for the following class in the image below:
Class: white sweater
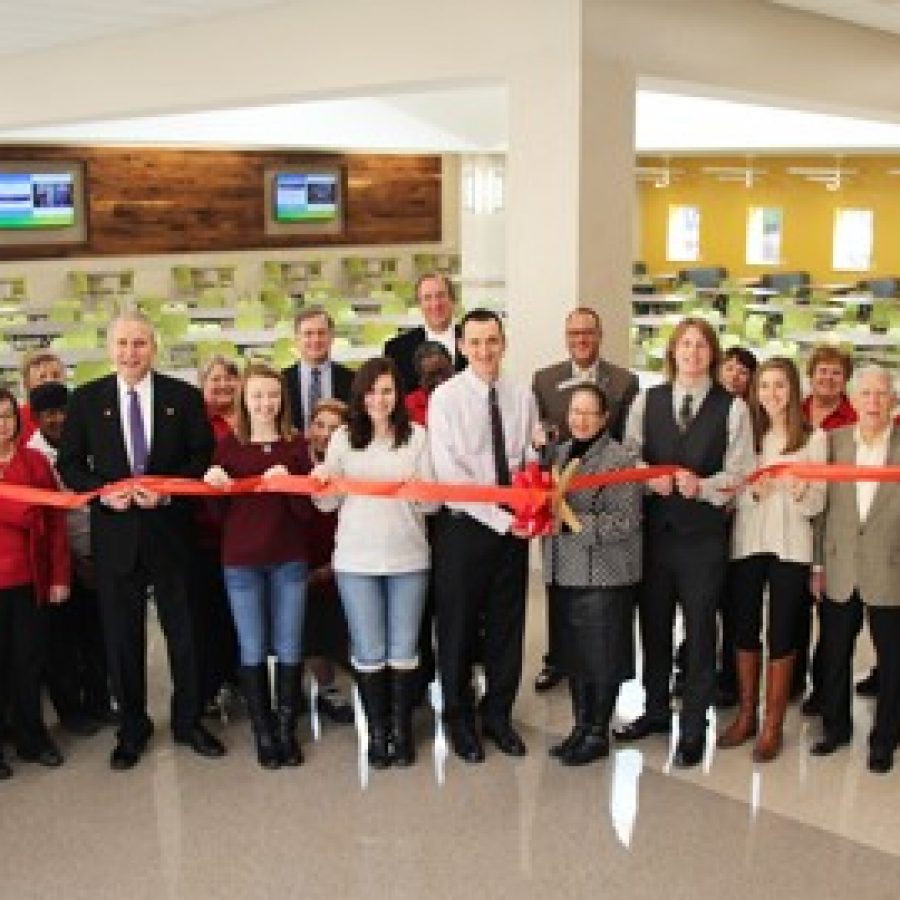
[732,428,827,565]
[314,423,437,574]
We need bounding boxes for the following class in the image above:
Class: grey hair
[108,310,158,346]
[851,364,896,395]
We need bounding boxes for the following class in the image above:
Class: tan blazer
[532,359,638,442]
[817,425,900,607]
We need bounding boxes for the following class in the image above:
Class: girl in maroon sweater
[0,388,70,779]
[203,363,312,770]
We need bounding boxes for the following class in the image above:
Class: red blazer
[0,447,70,602]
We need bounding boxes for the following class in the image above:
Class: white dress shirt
[428,367,538,534]
[623,376,755,506]
[856,424,892,522]
[117,373,153,472]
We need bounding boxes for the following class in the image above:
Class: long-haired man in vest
[614,318,754,767]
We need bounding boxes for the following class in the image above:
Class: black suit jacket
[57,371,214,576]
[383,325,466,393]
[282,360,354,430]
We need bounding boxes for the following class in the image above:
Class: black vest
[643,382,732,536]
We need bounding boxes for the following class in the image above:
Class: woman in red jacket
[0,388,70,779]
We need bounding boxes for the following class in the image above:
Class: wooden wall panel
[0,146,441,260]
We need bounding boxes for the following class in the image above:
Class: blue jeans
[223,562,308,666]
[335,571,429,672]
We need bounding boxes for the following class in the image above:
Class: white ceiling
[0,0,281,56]
[3,87,900,154]
[768,0,900,36]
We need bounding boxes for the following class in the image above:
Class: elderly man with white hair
[811,365,900,773]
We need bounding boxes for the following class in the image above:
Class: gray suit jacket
[532,358,638,442]
[816,425,900,607]
[541,435,643,588]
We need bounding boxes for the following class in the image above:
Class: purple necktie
[128,389,149,475]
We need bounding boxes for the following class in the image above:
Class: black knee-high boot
[391,669,417,767]
[356,670,391,769]
[240,665,280,770]
[560,683,616,766]
[549,679,594,758]
[276,663,303,767]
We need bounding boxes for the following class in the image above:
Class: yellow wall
[638,154,900,284]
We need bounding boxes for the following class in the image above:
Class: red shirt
[405,389,430,427]
[0,446,70,596]
[802,394,858,431]
[207,408,234,442]
[210,434,313,567]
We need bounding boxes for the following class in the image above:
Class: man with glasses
[531,307,639,692]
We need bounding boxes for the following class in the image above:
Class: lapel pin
[166,407,175,416]
[103,408,112,416]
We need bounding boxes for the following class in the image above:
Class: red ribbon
[3,463,899,518]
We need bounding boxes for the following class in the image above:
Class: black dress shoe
[17,739,64,768]
[810,734,851,756]
[534,664,564,693]
[868,748,893,774]
[174,725,226,759]
[613,714,671,742]
[110,740,142,771]
[317,686,355,725]
[800,693,822,716]
[482,718,527,757]
[447,719,484,764]
[856,669,880,699]
[559,728,609,766]
[0,752,11,780]
[673,736,705,769]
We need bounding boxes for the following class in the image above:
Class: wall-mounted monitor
[264,165,344,237]
[0,160,87,247]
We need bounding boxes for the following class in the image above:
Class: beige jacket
[815,425,900,607]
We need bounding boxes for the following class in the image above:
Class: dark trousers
[731,554,809,659]
[434,511,528,722]
[188,546,239,706]
[868,606,900,754]
[97,563,200,743]
[793,592,823,695]
[816,595,900,748]
[43,566,110,719]
[543,587,562,669]
[639,529,726,738]
[0,584,47,750]
[818,594,864,741]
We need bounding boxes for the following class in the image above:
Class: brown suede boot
[753,654,794,763]
[718,650,761,748]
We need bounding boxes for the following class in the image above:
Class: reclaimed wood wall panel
[0,146,442,260]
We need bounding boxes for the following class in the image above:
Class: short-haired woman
[0,388,70,778]
[542,384,642,764]
[311,357,437,769]
[720,357,826,761]
[203,363,313,769]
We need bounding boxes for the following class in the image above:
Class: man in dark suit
[384,272,466,393]
[282,307,353,430]
[58,312,225,770]
[531,306,639,692]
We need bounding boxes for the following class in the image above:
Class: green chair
[780,304,816,336]
[725,294,748,332]
[157,311,190,343]
[260,288,292,320]
[234,301,266,330]
[52,329,99,350]
[743,314,768,346]
[870,299,898,332]
[73,359,114,385]
[172,266,194,297]
[137,297,169,322]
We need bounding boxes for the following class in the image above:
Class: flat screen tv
[0,161,87,247]
[264,165,344,237]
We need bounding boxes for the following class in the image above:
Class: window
[746,207,782,266]
[666,205,700,262]
[833,208,873,271]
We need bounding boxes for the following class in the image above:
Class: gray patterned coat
[541,435,643,588]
